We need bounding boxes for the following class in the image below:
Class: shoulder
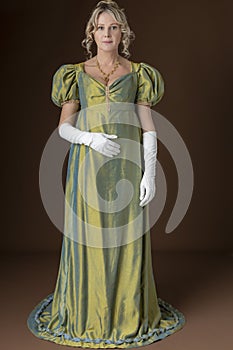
[134,62,165,106]
[132,61,160,74]
[133,62,164,87]
[52,63,83,79]
[51,64,81,107]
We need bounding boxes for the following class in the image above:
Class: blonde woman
[27,1,185,347]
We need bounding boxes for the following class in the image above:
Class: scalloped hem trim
[27,293,185,348]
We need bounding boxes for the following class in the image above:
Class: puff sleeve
[136,62,164,107]
[51,64,79,107]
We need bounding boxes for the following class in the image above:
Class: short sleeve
[136,62,165,107]
[51,64,79,107]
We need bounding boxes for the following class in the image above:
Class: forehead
[97,11,118,24]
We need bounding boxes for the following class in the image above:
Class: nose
[104,27,111,37]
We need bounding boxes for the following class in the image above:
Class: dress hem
[27,293,185,348]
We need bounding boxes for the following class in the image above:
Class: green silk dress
[27,61,185,348]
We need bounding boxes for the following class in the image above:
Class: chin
[101,47,117,52]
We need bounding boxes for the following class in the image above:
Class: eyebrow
[97,23,119,25]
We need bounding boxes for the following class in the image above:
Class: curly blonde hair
[81,1,135,59]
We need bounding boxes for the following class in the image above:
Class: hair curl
[81,1,135,59]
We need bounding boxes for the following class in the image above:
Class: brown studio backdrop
[1,0,232,253]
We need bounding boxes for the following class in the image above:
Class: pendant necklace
[96,56,120,112]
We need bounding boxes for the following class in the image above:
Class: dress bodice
[51,61,165,110]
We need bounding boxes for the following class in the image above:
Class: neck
[96,50,120,66]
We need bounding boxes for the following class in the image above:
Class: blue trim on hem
[28,293,185,346]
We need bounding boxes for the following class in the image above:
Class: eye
[97,26,104,30]
[111,25,118,30]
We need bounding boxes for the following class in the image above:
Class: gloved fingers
[91,133,115,144]
[98,148,114,157]
[139,190,150,206]
[96,134,120,151]
[139,168,157,207]
[152,185,156,198]
[139,180,146,200]
[102,133,118,139]
[140,186,156,206]
[106,143,121,154]
[105,139,121,149]
[92,134,120,152]
[92,144,119,157]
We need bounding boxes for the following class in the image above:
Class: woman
[27,1,185,347]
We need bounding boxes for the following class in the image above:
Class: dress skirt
[27,103,185,348]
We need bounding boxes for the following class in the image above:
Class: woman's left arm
[136,103,156,133]
[137,102,158,207]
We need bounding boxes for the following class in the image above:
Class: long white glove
[58,122,120,157]
[139,131,158,207]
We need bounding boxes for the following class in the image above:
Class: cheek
[117,32,122,42]
[94,32,99,42]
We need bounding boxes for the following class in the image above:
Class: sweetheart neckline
[80,61,135,89]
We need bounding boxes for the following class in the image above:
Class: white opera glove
[139,131,158,207]
[58,122,120,157]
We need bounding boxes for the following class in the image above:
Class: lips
[103,41,112,43]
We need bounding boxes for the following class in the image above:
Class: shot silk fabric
[27,61,185,348]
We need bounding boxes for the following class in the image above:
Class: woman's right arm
[57,102,120,157]
[58,101,80,127]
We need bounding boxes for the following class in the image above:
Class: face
[93,11,122,53]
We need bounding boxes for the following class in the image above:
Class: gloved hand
[58,122,120,157]
[139,131,158,207]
